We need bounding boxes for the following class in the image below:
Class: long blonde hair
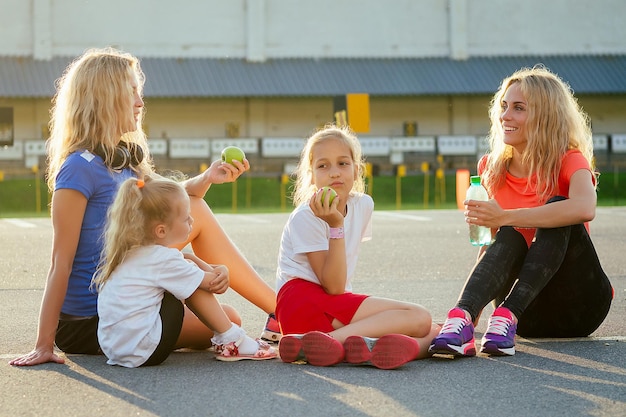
[291,124,366,206]
[92,175,186,291]
[482,65,594,202]
[46,47,152,191]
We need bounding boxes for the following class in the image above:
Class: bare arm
[306,193,347,295]
[183,252,230,294]
[183,158,249,198]
[466,169,596,230]
[9,190,87,366]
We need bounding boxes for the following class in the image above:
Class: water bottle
[466,175,491,246]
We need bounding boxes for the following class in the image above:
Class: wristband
[329,227,344,239]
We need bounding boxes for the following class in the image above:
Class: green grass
[203,174,461,213]
[1,171,625,217]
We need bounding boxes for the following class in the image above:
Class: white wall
[156,95,626,139]
[3,94,621,143]
[1,0,625,172]
[0,98,49,140]
[139,95,626,140]
[1,0,625,59]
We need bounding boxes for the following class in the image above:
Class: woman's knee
[188,197,215,233]
[189,196,212,218]
[189,197,214,226]
[493,226,527,247]
[221,304,242,326]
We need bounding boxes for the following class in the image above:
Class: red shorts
[276,278,368,334]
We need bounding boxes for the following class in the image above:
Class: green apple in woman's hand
[221,146,246,165]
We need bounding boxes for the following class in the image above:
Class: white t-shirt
[97,245,205,367]
[276,192,373,293]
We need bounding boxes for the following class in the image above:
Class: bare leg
[175,197,276,314]
[328,297,440,359]
[175,298,241,350]
[414,324,442,359]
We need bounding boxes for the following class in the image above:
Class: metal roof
[1,55,625,98]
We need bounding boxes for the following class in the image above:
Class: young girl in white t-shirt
[93,175,276,367]
[276,124,440,369]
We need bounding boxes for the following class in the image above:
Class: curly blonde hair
[92,175,186,291]
[291,124,366,206]
[46,47,153,191]
[482,65,594,202]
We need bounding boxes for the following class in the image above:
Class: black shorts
[55,292,184,364]
[55,314,101,355]
[141,292,184,367]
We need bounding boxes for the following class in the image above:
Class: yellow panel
[346,93,370,133]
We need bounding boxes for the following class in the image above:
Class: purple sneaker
[428,308,476,356]
[480,307,517,356]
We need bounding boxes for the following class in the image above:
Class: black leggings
[457,196,613,337]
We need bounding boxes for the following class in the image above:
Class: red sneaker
[260,313,282,343]
[344,334,420,369]
[300,331,345,367]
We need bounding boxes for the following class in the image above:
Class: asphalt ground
[1,207,625,417]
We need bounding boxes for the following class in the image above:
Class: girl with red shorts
[275,124,440,370]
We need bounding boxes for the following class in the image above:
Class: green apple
[221,146,246,165]
[320,186,337,204]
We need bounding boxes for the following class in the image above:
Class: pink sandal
[215,338,278,362]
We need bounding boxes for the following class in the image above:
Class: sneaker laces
[440,317,469,335]
[486,316,512,336]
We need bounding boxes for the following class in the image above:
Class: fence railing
[2,134,625,173]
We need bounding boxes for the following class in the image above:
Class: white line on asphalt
[3,219,37,228]
[215,214,270,223]
[520,336,626,343]
[0,354,18,359]
[374,211,432,221]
